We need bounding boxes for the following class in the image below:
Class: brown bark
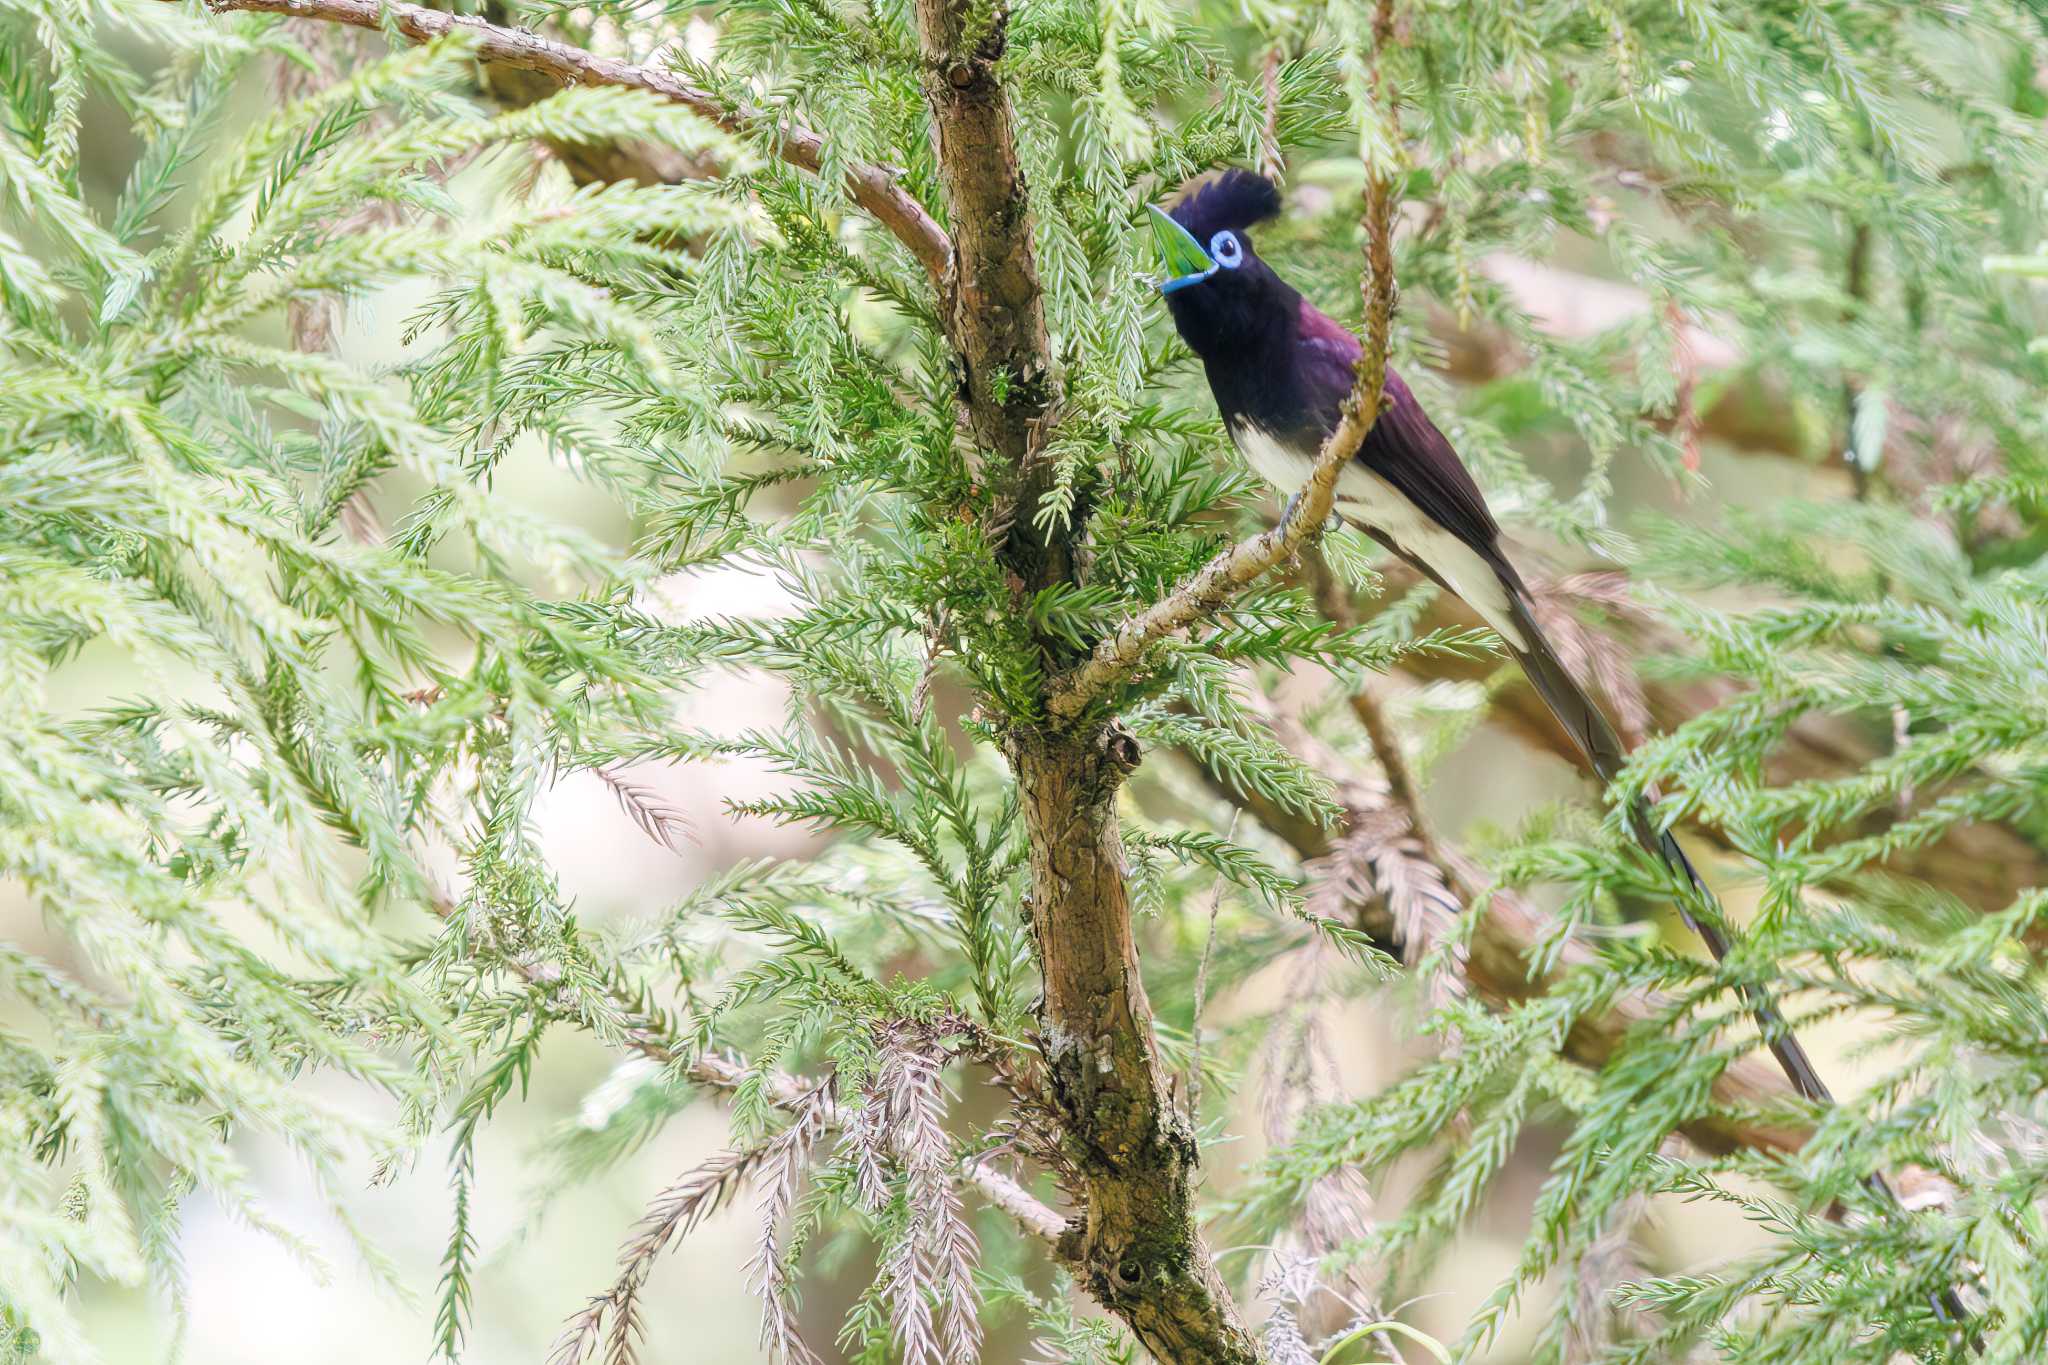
[910,1,1259,1359]
[911,0,1067,590]
[1008,728,1260,1361]
[478,46,717,189]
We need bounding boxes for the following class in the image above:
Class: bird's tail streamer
[1496,581,1972,1335]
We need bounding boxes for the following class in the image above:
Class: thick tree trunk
[1007,726,1261,1363]
[910,0,1262,1358]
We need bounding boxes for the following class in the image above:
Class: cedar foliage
[4,0,2048,1362]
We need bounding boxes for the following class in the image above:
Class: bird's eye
[1211,231,1243,268]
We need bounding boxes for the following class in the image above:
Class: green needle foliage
[4,0,2048,1363]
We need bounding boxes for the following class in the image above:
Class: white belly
[1229,420,1527,650]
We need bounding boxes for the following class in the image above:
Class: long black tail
[1499,587,1841,1103]
[1497,578,1973,1335]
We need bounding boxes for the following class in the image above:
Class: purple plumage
[1149,166,1908,1191]
[1155,167,1631,790]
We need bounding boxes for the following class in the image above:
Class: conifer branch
[432,895,1067,1257]
[912,0,1262,1356]
[1304,546,1430,852]
[1194,685,1816,1159]
[22,0,2037,1355]
[170,0,953,279]
[1362,558,2048,924]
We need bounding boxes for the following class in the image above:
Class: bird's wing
[1296,306,1859,1131]
[1293,296,1524,641]
[1294,298,1503,553]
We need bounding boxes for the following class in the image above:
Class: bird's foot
[1279,490,1344,537]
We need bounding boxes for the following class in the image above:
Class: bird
[1149,167,1975,1337]
[1150,167,1836,1102]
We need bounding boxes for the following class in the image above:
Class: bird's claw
[1279,490,1345,537]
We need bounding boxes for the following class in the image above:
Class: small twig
[170,0,952,281]
[1186,809,1238,1121]
[1258,45,1285,182]
[1841,218,1875,500]
[1304,547,1428,848]
[910,602,952,728]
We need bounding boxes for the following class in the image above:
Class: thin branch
[424,893,1066,1252]
[174,0,952,281]
[966,1163,1068,1243]
[1305,546,1428,849]
[1258,44,1285,182]
[1048,54,1403,722]
[1360,557,2048,925]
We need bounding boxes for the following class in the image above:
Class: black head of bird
[1148,168,1292,365]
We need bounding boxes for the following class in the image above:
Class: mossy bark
[910,0,1263,1357]
[1007,726,1261,1364]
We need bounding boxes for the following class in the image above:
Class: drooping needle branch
[165,0,953,281]
[425,892,1066,1254]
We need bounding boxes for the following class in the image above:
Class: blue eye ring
[1210,230,1244,268]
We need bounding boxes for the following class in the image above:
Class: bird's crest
[1166,169,1283,242]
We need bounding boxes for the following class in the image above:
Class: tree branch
[1305,546,1429,847]
[911,0,1264,1357]
[473,2,717,189]
[1048,167,1400,722]
[429,894,1067,1253]
[1204,688,1814,1158]
[180,0,952,280]
[1359,559,2048,922]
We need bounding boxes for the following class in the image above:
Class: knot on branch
[1101,723,1142,775]
[1078,1215,1200,1315]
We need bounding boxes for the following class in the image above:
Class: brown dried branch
[550,1142,768,1365]
[1565,1190,1658,1362]
[594,764,696,852]
[872,1022,981,1365]
[173,0,952,281]
[1255,941,1394,1347]
[745,1082,834,1365]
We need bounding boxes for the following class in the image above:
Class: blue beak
[1148,206,1216,294]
